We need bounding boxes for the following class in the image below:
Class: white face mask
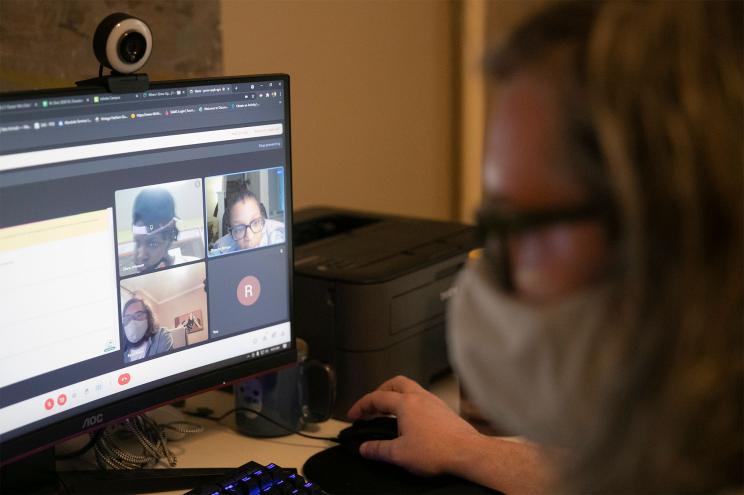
[124,319,148,344]
[447,258,612,447]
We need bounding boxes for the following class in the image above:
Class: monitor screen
[0,75,295,465]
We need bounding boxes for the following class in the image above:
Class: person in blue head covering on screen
[130,187,199,273]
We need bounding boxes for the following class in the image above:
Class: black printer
[293,207,479,420]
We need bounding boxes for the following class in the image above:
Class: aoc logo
[82,413,104,429]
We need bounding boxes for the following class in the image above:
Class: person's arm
[446,434,556,494]
[150,328,174,355]
[347,375,556,494]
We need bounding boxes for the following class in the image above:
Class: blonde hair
[576,1,743,491]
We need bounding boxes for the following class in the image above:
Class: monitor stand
[1,448,234,494]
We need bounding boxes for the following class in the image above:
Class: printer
[293,207,479,420]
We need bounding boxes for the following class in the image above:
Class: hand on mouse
[347,375,480,477]
[347,375,557,493]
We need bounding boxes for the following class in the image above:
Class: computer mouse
[337,416,399,455]
[308,419,500,494]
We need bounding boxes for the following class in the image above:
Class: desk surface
[57,374,460,495]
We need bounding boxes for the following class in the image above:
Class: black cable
[56,470,72,495]
[184,406,340,442]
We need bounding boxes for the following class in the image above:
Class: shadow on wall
[0,0,222,92]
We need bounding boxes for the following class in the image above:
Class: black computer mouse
[308,417,499,494]
[337,416,399,455]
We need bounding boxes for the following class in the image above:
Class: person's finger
[377,375,424,394]
[359,439,399,464]
[347,390,403,419]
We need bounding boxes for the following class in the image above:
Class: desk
[56,374,459,494]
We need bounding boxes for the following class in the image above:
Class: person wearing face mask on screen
[121,297,173,364]
[348,1,742,493]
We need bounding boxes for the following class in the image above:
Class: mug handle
[302,359,336,423]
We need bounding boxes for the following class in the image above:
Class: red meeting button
[118,373,131,386]
[57,394,67,406]
[44,398,54,410]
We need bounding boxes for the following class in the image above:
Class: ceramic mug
[235,338,335,437]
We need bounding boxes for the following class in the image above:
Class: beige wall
[221,0,457,220]
[458,0,487,223]
[458,0,547,222]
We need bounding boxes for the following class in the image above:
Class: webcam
[93,13,153,74]
[77,12,152,93]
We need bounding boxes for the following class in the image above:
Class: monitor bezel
[0,74,296,466]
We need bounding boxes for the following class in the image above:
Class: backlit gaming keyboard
[185,461,329,495]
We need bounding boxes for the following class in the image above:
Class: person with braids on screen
[211,185,285,255]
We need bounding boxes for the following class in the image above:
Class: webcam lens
[118,31,147,64]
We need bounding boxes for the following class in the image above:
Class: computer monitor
[0,75,295,484]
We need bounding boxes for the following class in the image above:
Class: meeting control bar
[0,123,284,172]
[0,322,291,436]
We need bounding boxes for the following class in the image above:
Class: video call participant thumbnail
[121,297,173,363]
[129,188,199,273]
[212,186,285,255]
[116,180,206,276]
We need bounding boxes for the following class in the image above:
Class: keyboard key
[183,461,327,495]
[286,474,306,488]
[303,481,322,494]
[252,469,273,490]
[237,476,261,495]
[222,482,240,494]
[274,479,295,495]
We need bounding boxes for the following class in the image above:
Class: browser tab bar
[1,81,282,117]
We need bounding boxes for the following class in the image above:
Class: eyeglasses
[122,310,148,325]
[475,201,611,292]
[229,217,265,241]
